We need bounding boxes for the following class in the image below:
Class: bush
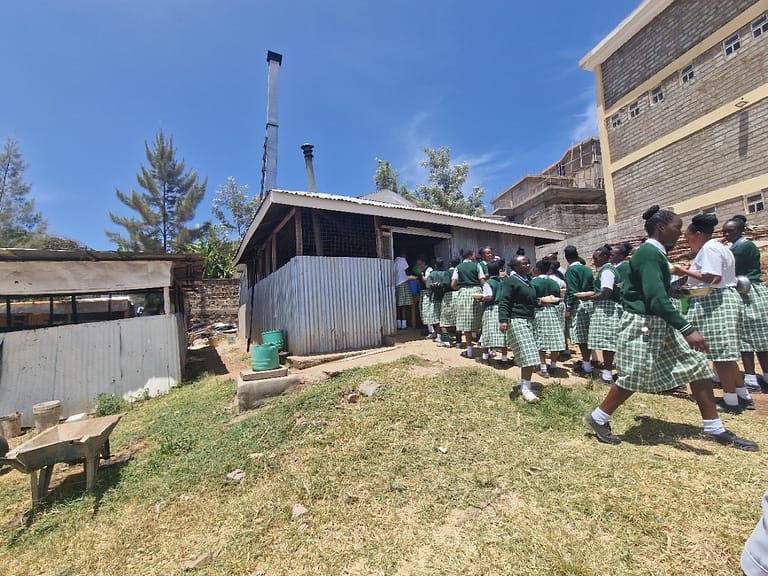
[94,393,127,416]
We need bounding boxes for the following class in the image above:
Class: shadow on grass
[620,415,714,455]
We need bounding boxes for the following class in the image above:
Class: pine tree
[0,138,47,246]
[106,130,208,253]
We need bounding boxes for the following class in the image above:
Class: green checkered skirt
[396,281,413,307]
[569,299,593,345]
[481,304,507,348]
[588,300,621,352]
[685,287,741,362]
[739,282,768,352]
[455,286,483,332]
[616,312,713,393]
[420,289,442,325]
[533,303,565,351]
[439,290,457,328]
[505,318,540,368]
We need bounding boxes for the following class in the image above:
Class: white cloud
[570,102,598,143]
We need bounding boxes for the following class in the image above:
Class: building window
[702,207,717,216]
[556,163,566,176]
[629,101,641,118]
[681,64,695,85]
[753,14,768,38]
[724,33,741,57]
[651,86,664,105]
[746,193,765,214]
[610,113,621,128]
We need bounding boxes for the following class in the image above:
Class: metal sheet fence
[250,256,396,356]
[0,315,184,427]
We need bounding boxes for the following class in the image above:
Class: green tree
[409,147,486,216]
[212,176,259,240]
[0,138,47,247]
[373,158,410,196]
[106,130,208,253]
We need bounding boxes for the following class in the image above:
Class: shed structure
[234,189,565,356]
[0,249,203,426]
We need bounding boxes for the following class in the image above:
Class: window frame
[746,192,765,214]
[681,64,695,85]
[752,14,768,38]
[629,101,641,118]
[610,113,622,128]
[723,33,741,57]
[650,86,664,105]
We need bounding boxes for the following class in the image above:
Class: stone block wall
[601,0,758,108]
[526,204,608,237]
[606,15,768,161]
[186,278,240,326]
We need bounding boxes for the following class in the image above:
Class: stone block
[237,375,301,411]
[240,367,289,381]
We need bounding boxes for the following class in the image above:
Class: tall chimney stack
[260,50,283,200]
[301,143,317,193]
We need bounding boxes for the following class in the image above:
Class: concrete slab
[237,375,301,412]
[240,367,289,381]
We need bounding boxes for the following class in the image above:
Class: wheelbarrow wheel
[0,435,8,457]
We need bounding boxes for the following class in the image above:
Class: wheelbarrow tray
[3,414,122,473]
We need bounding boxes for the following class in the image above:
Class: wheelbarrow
[0,414,123,507]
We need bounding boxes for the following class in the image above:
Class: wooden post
[271,235,277,273]
[311,211,324,256]
[295,208,303,256]
[374,216,382,258]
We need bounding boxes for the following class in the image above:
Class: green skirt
[420,290,441,325]
[685,288,740,362]
[569,299,593,345]
[455,286,483,332]
[439,291,457,328]
[533,303,565,352]
[588,300,621,352]
[481,304,507,348]
[739,282,768,352]
[506,317,540,369]
[396,281,413,307]
[616,312,712,392]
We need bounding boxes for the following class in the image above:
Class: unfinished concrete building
[490,137,607,236]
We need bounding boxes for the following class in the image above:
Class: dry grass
[1,357,767,575]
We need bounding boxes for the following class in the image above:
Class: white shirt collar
[645,238,667,256]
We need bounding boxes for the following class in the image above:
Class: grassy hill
[1,356,766,575]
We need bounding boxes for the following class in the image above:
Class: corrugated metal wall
[0,315,184,427]
[250,256,396,355]
[448,229,535,262]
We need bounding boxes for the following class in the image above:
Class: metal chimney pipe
[260,50,282,199]
[301,143,317,193]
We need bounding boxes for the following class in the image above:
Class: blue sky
[1,0,638,250]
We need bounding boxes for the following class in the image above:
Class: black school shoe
[739,396,756,410]
[703,429,759,451]
[715,399,744,415]
[583,414,621,445]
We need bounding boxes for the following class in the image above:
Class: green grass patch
[1,360,766,575]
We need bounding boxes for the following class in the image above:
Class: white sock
[500,356,509,363]
[591,407,611,425]
[744,373,758,386]
[550,361,557,369]
[723,392,739,406]
[427,324,435,334]
[736,387,752,400]
[703,418,726,435]
[602,369,612,381]
[482,353,489,361]
[465,346,473,357]
[520,380,532,392]
[541,363,548,372]
[582,361,593,373]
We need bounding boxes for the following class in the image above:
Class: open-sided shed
[0,249,203,426]
[234,190,565,355]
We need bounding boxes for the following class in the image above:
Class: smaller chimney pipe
[301,143,317,193]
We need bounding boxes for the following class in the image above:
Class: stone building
[580,0,768,226]
[491,137,607,236]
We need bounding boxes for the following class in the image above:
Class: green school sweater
[732,238,763,284]
[531,276,561,299]
[621,242,694,335]
[564,263,594,309]
[455,261,482,287]
[498,274,537,321]
[614,261,629,285]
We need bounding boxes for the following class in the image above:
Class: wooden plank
[295,208,303,256]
